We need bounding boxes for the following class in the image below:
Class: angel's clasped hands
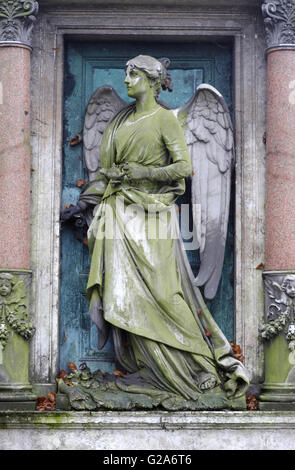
[100,163,151,184]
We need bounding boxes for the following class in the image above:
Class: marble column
[260,0,295,410]
[0,0,38,409]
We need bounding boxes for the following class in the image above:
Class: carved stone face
[124,66,151,99]
[283,278,295,298]
[0,279,13,297]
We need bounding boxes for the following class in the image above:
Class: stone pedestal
[260,1,295,410]
[260,271,295,410]
[0,1,39,410]
[0,269,36,410]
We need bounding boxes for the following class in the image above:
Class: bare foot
[224,378,237,397]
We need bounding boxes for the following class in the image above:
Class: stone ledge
[1,410,295,429]
[41,0,261,7]
[1,411,295,449]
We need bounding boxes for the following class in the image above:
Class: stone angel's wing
[264,278,285,304]
[174,84,234,299]
[83,86,127,181]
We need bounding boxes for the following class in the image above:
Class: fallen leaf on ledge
[113,369,126,377]
[57,370,68,379]
[36,392,56,411]
[246,393,259,411]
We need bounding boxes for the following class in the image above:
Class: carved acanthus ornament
[0,272,35,349]
[262,1,295,48]
[0,0,39,47]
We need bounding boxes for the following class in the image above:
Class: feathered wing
[174,84,234,299]
[83,86,127,181]
[264,278,287,305]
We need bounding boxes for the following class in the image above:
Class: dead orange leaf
[57,370,68,379]
[67,362,77,371]
[65,381,75,387]
[48,392,56,404]
[230,342,245,363]
[246,393,259,411]
[36,393,56,411]
[113,369,126,377]
[70,133,82,147]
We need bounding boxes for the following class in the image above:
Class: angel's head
[281,275,295,298]
[0,273,14,297]
[125,55,172,99]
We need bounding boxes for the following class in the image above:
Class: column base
[0,386,37,411]
[259,383,295,410]
[259,401,295,411]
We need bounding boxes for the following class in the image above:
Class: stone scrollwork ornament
[262,0,295,48]
[0,272,35,349]
[0,0,39,47]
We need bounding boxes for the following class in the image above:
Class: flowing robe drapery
[72,103,249,410]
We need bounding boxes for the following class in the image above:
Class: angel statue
[60,55,249,411]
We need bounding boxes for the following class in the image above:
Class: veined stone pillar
[0,0,38,409]
[260,0,295,410]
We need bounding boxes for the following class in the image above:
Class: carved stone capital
[0,0,39,48]
[262,1,295,50]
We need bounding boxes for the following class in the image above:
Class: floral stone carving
[0,0,39,47]
[0,272,35,350]
[262,0,295,48]
[260,273,295,351]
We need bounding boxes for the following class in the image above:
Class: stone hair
[281,275,295,291]
[126,55,173,97]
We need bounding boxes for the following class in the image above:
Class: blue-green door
[60,40,234,372]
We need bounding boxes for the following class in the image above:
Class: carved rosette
[0,0,39,48]
[262,1,295,49]
[0,270,34,350]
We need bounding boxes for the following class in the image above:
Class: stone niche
[0,0,272,450]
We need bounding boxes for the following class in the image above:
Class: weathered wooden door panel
[60,40,233,372]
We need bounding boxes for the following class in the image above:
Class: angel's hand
[122,163,151,182]
[100,165,124,181]
[60,205,81,222]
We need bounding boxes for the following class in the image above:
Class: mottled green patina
[61,40,235,374]
[59,55,249,410]
[260,272,295,410]
[0,269,36,409]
